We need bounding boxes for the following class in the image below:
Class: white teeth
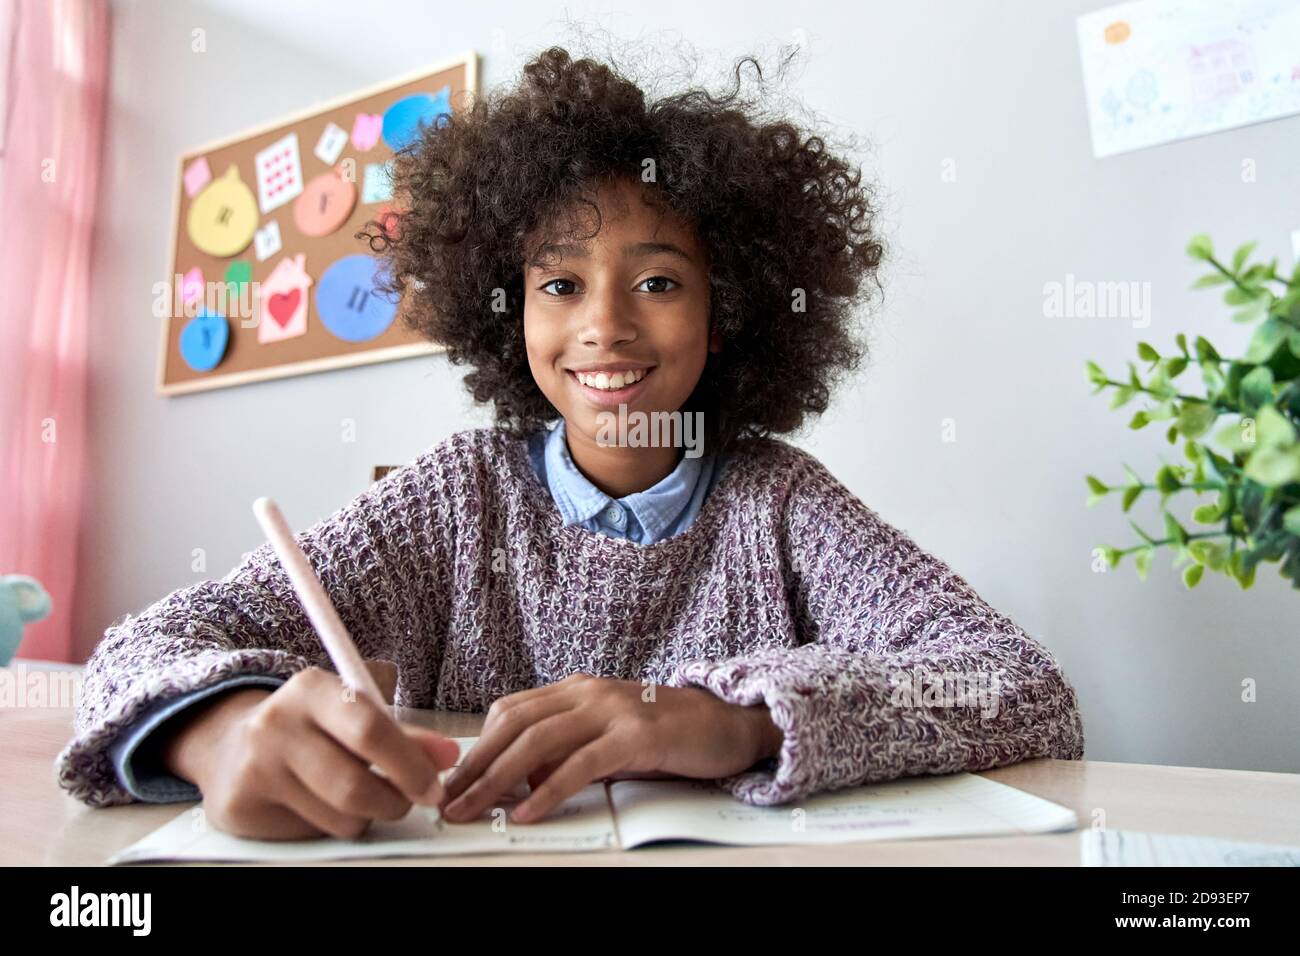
[576,368,646,390]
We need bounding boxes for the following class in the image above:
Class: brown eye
[638,276,678,294]
[540,279,577,296]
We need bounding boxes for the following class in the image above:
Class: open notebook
[108,736,1077,864]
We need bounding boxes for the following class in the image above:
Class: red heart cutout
[267,288,301,328]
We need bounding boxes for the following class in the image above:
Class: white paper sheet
[611,773,1078,848]
[1081,829,1300,865]
[108,747,1078,864]
[1077,0,1300,157]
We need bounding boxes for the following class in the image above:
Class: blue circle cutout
[178,308,229,372]
[382,90,451,151]
[316,255,398,343]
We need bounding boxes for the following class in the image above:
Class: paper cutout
[178,309,229,371]
[256,253,313,343]
[316,255,397,342]
[253,220,282,261]
[293,168,357,237]
[1077,0,1300,158]
[374,205,402,241]
[183,156,212,198]
[186,166,258,257]
[181,267,204,304]
[382,86,453,151]
[254,132,304,214]
[225,260,251,296]
[351,112,382,151]
[314,121,349,165]
[362,162,393,204]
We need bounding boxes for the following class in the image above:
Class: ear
[708,329,723,353]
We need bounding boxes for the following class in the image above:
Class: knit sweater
[55,426,1086,809]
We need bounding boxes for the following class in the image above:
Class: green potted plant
[1084,235,1300,590]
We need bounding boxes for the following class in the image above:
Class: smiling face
[523,176,718,454]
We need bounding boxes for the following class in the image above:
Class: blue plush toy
[0,575,51,666]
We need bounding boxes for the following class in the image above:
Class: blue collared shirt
[527,418,724,544]
[109,420,728,801]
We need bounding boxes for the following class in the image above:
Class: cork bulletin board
[156,51,478,395]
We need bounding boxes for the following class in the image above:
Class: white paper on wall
[1077,0,1300,158]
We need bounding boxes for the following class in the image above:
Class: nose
[576,280,638,349]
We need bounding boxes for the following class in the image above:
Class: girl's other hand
[438,674,781,826]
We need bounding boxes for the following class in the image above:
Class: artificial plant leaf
[1255,404,1297,449]
[1186,234,1213,260]
[1192,502,1221,523]
[1231,241,1257,273]
[1155,464,1182,495]
[1163,510,1190,545]
[1243,447,1300,487]
[1245,318,1285,362]
[1176,402,1217,438]
[1110,386,1136,409]
[1238,365,1274,411]
[1134,547,1154,580]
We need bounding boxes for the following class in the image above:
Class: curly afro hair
[361,44,884,456]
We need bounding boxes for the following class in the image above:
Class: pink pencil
[251,497,388,709]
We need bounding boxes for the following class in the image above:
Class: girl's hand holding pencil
[158,499,460,842]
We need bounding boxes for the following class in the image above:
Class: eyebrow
[527,241,694,268]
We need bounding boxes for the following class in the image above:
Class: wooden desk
[6,705,1299,866]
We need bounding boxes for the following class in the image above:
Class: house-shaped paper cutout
[257,253,313,343]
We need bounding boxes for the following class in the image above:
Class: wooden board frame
[156,50,478,396]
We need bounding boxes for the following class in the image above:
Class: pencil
[251,496,388,709]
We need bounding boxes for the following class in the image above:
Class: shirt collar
[542,419,707,539]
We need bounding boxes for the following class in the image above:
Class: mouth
[566,366,656,407]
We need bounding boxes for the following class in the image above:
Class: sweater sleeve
[55,449,459,808]
[668,449,1085,806]
[110,675,288,803]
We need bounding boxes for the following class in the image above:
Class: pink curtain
[0,0,108,661]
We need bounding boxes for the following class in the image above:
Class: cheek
[522,312,554,370]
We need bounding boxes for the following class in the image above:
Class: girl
[56,47,1084,840]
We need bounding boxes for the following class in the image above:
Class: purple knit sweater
[55,427,1085,808]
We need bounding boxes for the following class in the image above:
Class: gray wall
[76,0,1300,773]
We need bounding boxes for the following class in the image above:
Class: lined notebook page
[109,782,615,864]
[1081,830,1300,867]
[109,736,616,864]
[611,772,1078,848]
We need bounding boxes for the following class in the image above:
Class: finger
[441,692,573,805]
[405,726,462,770]
[442,713,597,823]
[511,737,629,824]
[277,765,374,840]
[208,798,328,842]
[527,760,562,792]
[312,680,444,805]
[285,728,413,822]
